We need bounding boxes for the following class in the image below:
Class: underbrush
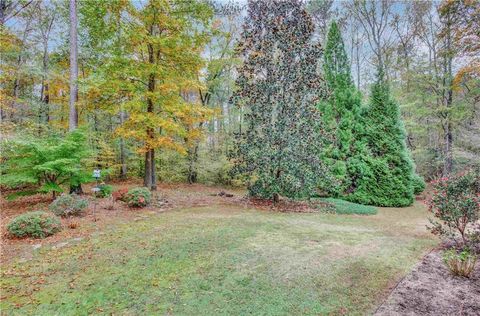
[320,198,378,215]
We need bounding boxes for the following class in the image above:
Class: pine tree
[317,21,365,196]
[347,73,417,207]
[231,0,328,201]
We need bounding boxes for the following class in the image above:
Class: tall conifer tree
[231,0,328,201]
[318,21,365,196]
[348,73,417,207]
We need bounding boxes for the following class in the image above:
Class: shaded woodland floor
[0,182,477,315]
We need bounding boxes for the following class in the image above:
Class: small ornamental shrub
[412,174,426,195]
[125,187,151,208]
[112,188,129,201]
[7,211,62,239]
[97,184,113,198]
[427,169,480,249]
[0,129,92,199]
[49,194,88,217]
[443,248,478,277]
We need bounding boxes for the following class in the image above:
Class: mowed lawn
[1,202,435,315]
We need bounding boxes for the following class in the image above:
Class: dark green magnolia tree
[317,21,366,196]
[231,0,328,201]
[0,129,92,199]
[347,74,419,207]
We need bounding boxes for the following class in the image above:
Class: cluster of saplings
[231,2,424,207]
[6,187,152,239]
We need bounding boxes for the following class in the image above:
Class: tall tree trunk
[144,42,156,190]
[442,9,454,176]
[144,150,152,188]
[119,108,127,178]
[151,148,156,190]
[68,0,82,194]
[69,0,78,131]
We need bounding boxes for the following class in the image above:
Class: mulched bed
[374,250,480,316]
[0,181,245,264]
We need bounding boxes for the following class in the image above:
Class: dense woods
[1,0,479,205]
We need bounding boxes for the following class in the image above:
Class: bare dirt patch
[374,250,480,316]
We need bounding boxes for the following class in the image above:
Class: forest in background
[0,0,479,204]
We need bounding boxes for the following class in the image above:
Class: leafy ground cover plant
[321,198,378,215]
[125,187,151,208]
[427,169,480,249]
[49,194,88,217]
[443,248,478,277]
[7,211,62,239]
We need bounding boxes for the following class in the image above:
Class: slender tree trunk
[151,148,156,190]
[119,109,127,178]
[68,0,82,194]
[442,10,454,176]
[144,42,156,190]
[144,150,152,188]
[69,0,78,131]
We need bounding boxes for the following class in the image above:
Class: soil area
[375,250,480,316]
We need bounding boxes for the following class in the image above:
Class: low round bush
[7,211,62,239]
[412,174,426,195]
[49,194,88,217]
[97,184,113,198]
[125,187,151,208]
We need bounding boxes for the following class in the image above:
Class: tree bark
[119,109,127,178]
[68,0,82,194]
[144,41,156,190]
[69,0,78,131]
[442,8,454,176]
[144,150,152,188]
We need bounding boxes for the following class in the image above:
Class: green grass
[321,198,378,215]
[0,203,434,315]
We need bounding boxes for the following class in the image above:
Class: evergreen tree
[317,21,365,196]
[347,74,417,207]
[231,0,328,201]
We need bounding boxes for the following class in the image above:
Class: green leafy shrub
[412,174,426,195]
[0,129,92,199]
[49,194,88,217]
[443,248,478,277]
[427,169,480,249]
[125,187,151,208]
[97,184,113,198]
[321,198,378,215]
[7,211,62,239]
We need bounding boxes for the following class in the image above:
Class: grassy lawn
[1,202,435,315]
